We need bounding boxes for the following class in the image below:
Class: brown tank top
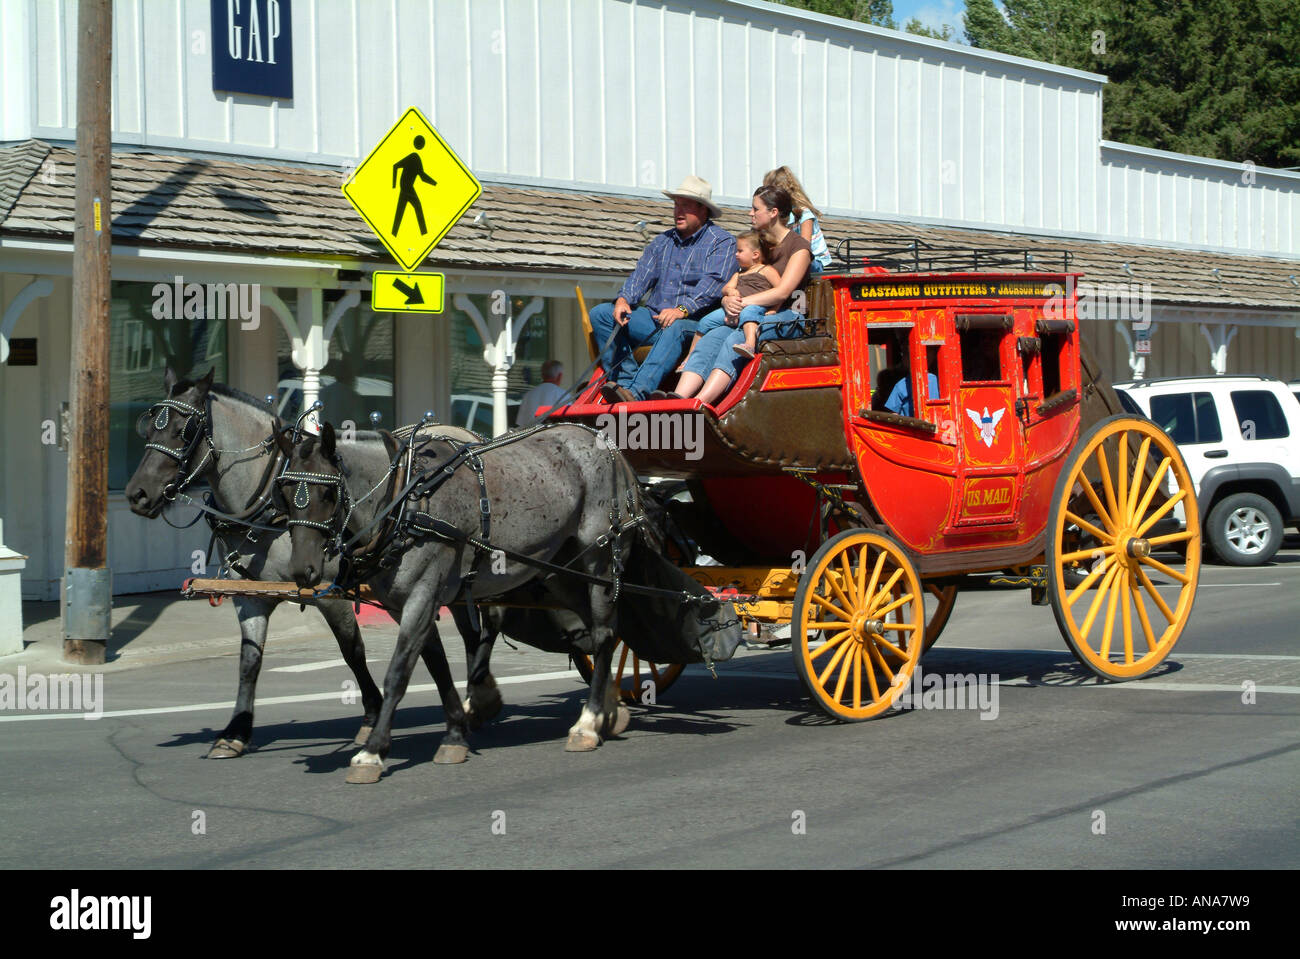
[736,269,773,298]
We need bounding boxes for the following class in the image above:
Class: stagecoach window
[959,329,1004,382]
[108,281,228,489]
[1040,331,1066,397]
[925,345,942,402]
[866,326,913,410]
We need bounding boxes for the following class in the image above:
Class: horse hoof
[565,730,601,752]
[466,683,503,731]
[433,743,469,764]
[207,738,246,759]
[353,725,373,746]
[476,691,503,723]
[345,764,384,784]
[612,705,631,737]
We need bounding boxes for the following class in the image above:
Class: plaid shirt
[618,221,737,316]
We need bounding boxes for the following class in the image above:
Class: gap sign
[211,0,293,99]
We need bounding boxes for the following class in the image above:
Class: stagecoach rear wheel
[1047,415,1201,681]
[572,641,685,704]
[792,529,925,722]
[921,583,958,652]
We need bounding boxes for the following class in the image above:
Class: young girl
[763,166,833,273]
[676,231,780,370]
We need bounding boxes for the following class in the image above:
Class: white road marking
[1056,681,1300,694]
[5,645,1297,724]
[695,669,1300,695]
[269,658,376,673]
[936,646,1300,662]
[0,669,581,723]
[1156,582,1281,588]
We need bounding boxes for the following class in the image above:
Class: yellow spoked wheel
[793,530,925,721]
[573,640,685,704]
[1047,415,1201,680]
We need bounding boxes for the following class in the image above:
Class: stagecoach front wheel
[792,529,925,722]
[1047,415,1201,681]
[573,641,685,704]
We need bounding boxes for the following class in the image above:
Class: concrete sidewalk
[9,588,392,673]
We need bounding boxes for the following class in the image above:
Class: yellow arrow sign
[371,271,445,314]
[343,107,481,271]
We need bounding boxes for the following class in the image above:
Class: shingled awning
[1,139,1297,312]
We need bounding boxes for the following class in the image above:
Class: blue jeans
[695,309,739,337]
[681,307,805,384]
[590,302,698,398]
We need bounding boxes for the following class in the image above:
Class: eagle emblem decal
[966,406,1005,448]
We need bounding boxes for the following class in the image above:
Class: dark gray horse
[123,368,498,758]
[278,420,644,782]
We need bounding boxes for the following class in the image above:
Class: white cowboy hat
[662,175,722,220]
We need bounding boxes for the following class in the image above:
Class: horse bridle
[277,463,353,558]
[136,397,217,501]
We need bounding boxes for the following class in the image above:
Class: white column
[264,288,328,433]
[0,518,26,657]
[1113,319,1151,381]
[1199,322,1238,375]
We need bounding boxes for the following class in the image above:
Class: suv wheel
[1207,493,1283,566]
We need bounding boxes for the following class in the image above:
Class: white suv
[1114,376,1300,566]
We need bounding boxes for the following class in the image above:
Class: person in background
[589,176,737,403]
[763,166,833,273]
[516,359,565,424]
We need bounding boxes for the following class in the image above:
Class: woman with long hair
[662,185,812,405]
[763,166,832,273]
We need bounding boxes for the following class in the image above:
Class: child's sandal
[732,343,756,359]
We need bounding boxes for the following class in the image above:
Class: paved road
[2,542,1297,869]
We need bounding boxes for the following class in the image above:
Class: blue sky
[891,0,967,38]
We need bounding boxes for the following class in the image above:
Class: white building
[1,0,1297,602]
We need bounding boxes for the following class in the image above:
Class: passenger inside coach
[871,330,938,417]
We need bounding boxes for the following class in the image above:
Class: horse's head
[275,422,345,589]
[124,367,215,517]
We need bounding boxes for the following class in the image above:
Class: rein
[297,422,719,611]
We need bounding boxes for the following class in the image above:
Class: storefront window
[108,281,227,489]
[275,294,395,430]
[447,294,551,433]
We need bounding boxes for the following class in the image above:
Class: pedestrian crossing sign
[342,106,481,272]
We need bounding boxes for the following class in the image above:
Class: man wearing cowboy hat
[592,175,736,403]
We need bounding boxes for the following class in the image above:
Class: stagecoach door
[950,314,1023,528]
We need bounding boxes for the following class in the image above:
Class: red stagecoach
[556,241,1202,720]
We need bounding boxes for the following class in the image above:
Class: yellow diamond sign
[342,107,481,271]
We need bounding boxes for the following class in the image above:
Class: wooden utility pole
[63,0,113,664]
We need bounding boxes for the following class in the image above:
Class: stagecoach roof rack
[831,238,1073,275]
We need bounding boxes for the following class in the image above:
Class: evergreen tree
[961,0,1299,168]
[772,0,896,30]
[903,18,957,41]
